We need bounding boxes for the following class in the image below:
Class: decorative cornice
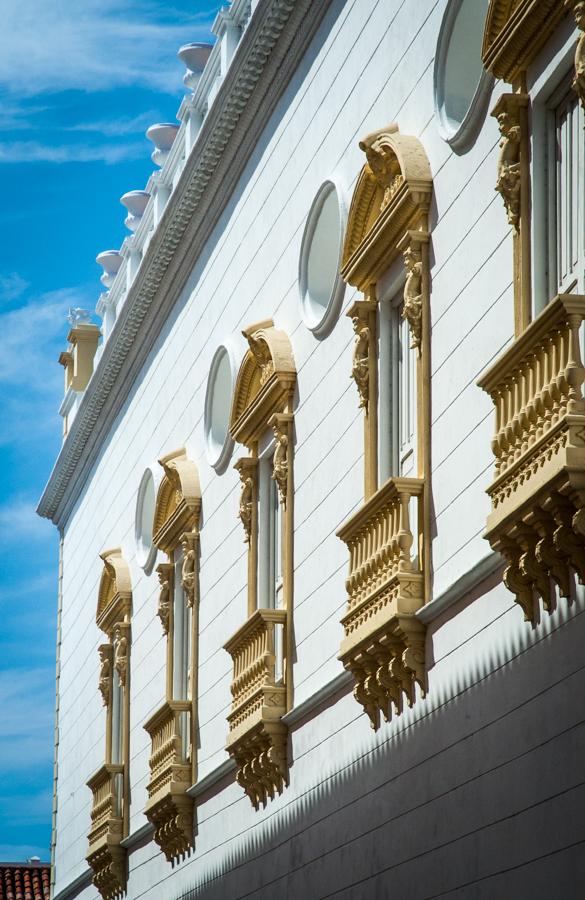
[38,0,335,528]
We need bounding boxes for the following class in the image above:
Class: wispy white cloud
[0,0,216,98]
[0,272,28,301]
[0,139,146,165]
[0,496,52,543]
[0,668,54,772]
[67,110,162,137]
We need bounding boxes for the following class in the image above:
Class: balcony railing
[478,293,585,621]
[224,608,287,809]
[143,699,193,861]
[337,476,426,730]
[86,763,125,899]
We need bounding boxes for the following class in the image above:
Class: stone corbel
[398,230,430,352]
[113,623,130,688]
[565,1,585,112]
[491,92,531,335]
[269,412,293,507]
[98,644,113,707]
[180,530,199,608]
[492,93,529,230]
[156,562,173,635]
[234,457,258,544]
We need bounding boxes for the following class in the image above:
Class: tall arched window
[225,318,296,809]
[143,448,201,862]
[87,549,132,899]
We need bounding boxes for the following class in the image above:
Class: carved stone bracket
[87,763,126,900]
[398,230,429,352]
[156,562,173,635]
[337,477,426,729]
[180,530,199,608]
[566,0,585,112]
[234,457,258,543]
[113,623,130,688]
[478,293,585,621]
[143,700,193,862]
[98,644,113,707]
[224,608,288,808]
[269,412,293,506]
[348,299,376,412]
[492,94,528,231]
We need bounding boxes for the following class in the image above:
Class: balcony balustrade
[337,477,426,730]
[478,293,585,621]
[144,699,193,861]
[224,607,287,809]
[86,763,125,899]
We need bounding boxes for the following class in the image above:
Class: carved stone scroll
[478,293,585,621]
[566,0,585,112]
[113,624,130,688]
[351,312,371,409]
[270,413,293,507]
[180,530,199,608]
[156,562,173,635]
[98,644,113,707]
[493,95,525,230]
[399,231,429,352]
[234,457,258,544]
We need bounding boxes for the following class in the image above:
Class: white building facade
[39,1,585,898]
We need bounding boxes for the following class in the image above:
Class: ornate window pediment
[225,320,296,808]
[146,447,201,862]
[88,550,132,900]
[229,319,296,448]
[341,125,432,293]
[153,448,201,554]
[97,549,132,635]
[481,0,568,83]
[338,124,433,731]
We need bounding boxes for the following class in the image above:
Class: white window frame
[378,273,417,484]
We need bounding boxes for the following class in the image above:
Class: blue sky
[0,0,218,861]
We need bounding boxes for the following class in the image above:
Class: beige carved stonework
[156,563,172,635]
[86,764,126,900]
[147,449,201,862]
[229,319,296,450]
[270,412,292,506]
[153,449,201,554]
[235,457,258,544]
[98,644,113,707]
[337,478,425,730]
[89,550,132,900]
[400,231,429,352]
[228,326,296,808]
[482,0,568,83]
[478,294,585,622]
[350,310,371,409]
[493,94,526,230]
[224,609,287,809]
[181,530,198,608]
[566,0,585,111]
[143,700,193,861]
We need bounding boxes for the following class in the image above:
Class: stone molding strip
[417,552,503,625]
[38,0,335,527]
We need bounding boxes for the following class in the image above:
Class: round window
[299,180,346,337]
[434,0,493,151]
[135,467,158,572]
[204,343,236,471]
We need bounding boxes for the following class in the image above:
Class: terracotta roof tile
[0,864,50,900]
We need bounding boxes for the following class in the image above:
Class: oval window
[434,0,493,151]
[135,467,157,572]
[299,180,346,337]
[204,343,236,471]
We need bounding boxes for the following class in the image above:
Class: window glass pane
[553,89,584,293]
[173,554,190,701]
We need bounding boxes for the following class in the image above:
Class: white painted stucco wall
[51,1,585,898]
